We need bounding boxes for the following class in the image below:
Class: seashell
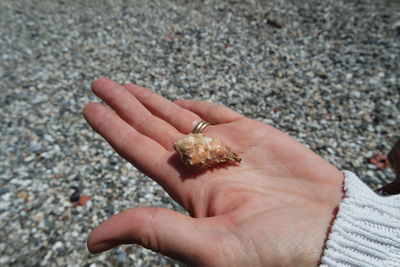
[173,133,241,170]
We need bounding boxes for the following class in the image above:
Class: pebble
[52,241,63,250]
[117,249,127,263]
[69,187,81,202]
[104,203,115,215]
[0,0,399,266]
[0,188,10,195]
[78,195,91,206]
[16,190,29,201]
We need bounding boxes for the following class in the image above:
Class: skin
[83,78,344,267]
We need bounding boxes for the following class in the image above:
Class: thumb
[87,207,217,264]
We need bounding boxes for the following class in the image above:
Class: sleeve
[320,171,400,267]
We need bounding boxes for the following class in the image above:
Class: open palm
[84,78,344,267]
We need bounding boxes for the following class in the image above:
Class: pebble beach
[1,0,399,266]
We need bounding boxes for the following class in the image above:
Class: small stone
[24,154,35,162]
[0,201,10,211]
[44,134,55,143]
[117,250,126,263]
[78,195,91,206]
[16,190,29,201]
[0,188,10,195]
[315,69,327,79]
[52,173,64,179]
[69,186,80,202]
[104,203,114,214]
[33,212,44,222]
[52,241,63,250]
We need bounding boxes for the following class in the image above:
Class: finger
[92,78,182,150]
[174,99,244,124]
[83,102,181,193]
[123,83,202,134]
[87,207,219,265]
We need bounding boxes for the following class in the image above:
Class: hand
[83,78,344,267]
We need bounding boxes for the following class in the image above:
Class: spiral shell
[173,133,241,170]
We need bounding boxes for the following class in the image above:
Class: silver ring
[192,120,211,134]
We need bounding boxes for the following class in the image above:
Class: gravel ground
[1,0,399,266]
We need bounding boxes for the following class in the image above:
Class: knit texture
[320,171,400,267]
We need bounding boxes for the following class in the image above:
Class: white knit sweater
[320,171,400,266]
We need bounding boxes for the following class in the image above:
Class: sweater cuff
[320,171,400,267]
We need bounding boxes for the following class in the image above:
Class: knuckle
[107,87,126,106]
[140,89,156,102]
